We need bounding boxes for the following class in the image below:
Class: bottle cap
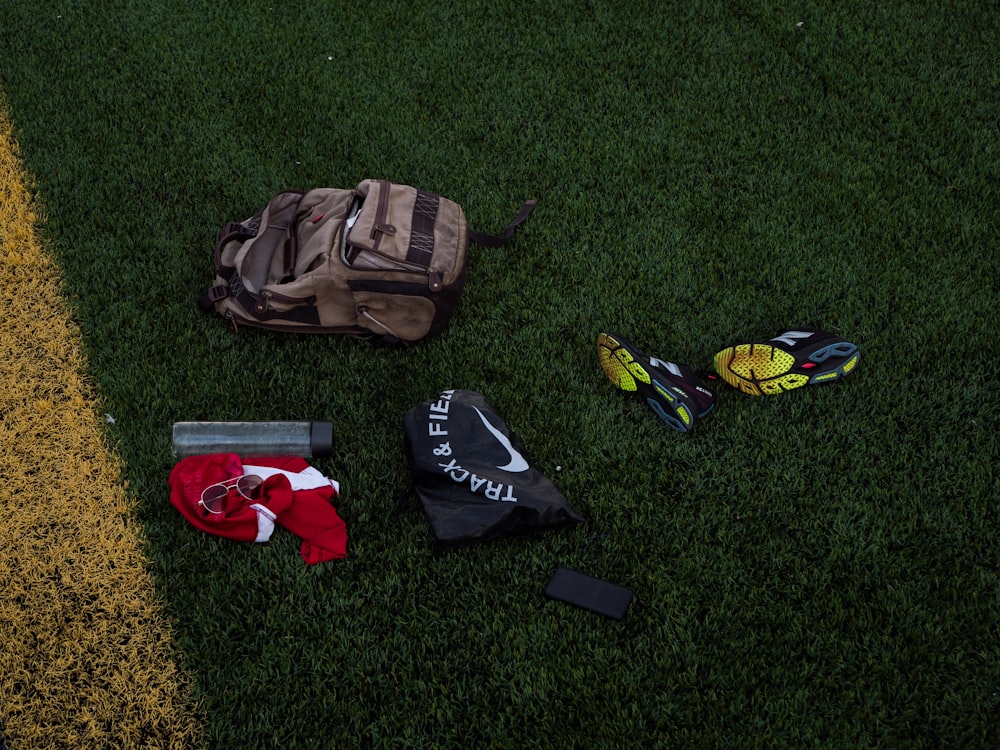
[310,421,334,458]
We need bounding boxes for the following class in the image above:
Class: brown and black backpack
[200,179,535,344]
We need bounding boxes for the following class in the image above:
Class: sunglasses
[199,474,263,515]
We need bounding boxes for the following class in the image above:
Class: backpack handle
[467,199,537,247]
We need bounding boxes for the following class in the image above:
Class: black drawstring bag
[404,389,583,548]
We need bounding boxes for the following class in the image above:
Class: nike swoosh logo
[473,407,530,473]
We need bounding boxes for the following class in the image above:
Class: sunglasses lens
[201,484,228,513]
[200,475,263,514]
[237,474,263,498]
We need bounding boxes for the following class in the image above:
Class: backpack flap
[345,180,468,291]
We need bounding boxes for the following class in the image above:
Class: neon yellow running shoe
[597,331,716,433]
[713,328,860,396]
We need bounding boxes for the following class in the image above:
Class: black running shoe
[597,331,716,433]
[713,328,860,396]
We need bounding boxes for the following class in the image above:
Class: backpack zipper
[356,247,429,274]
[358,305,401,340]
[224,311,364,336]
[342,248,444,290]
[254,289,317,314]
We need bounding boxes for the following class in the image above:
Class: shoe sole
[597,332,697,432]
[713,339,859,396]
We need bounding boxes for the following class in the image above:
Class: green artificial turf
[2,0,998,746]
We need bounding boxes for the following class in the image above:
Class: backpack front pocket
[353,290,437,342]
[343,180,450,289]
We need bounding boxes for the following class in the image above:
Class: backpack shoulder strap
[467,199,537,247]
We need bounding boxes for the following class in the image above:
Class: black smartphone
[544,566,633,619]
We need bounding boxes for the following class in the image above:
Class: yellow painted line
[0,101,204,747]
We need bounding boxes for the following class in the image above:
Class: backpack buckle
[198,284,230,313]
[207,285,230,303]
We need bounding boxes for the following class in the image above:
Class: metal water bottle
[171,421,334,458]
